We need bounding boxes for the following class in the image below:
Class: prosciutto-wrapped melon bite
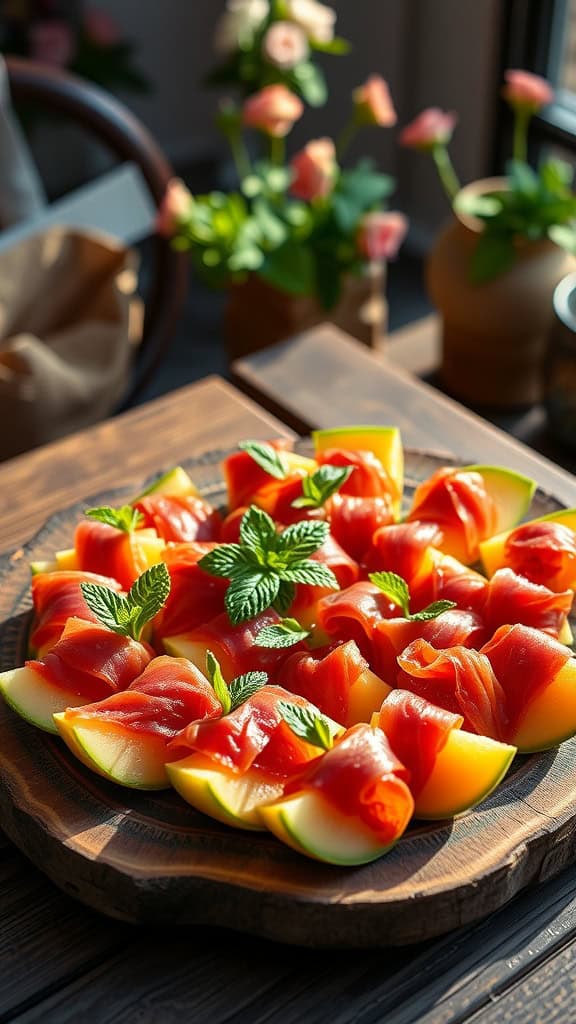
[29,570,124,658]
[406,464,536,565]
[0,563,170,733]
[312,425,404,518]
[71,504,166,589]
[166,671,343,831]
[372,690,516,819]
[479,508,576,592]
[259,711,414,865]
[222,439,317,519]
[54,655,222,789]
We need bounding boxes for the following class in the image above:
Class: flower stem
[269,134,285,166]
[336,117,358,160]
[513,107,530,163]
[228,129,251,181]
[432,144,460,203]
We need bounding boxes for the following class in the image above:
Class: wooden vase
[224,266,387,363]
[426,177,576,408]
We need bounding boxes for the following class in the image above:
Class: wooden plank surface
[232,324,576,506]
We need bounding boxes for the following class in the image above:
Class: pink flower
[29,20,75,68]
[502,69,554,111]
[83,8,121,48]
[357,211,408,262]
[242,84,304,137]
[290,138,337,201]
[353,75,397,127]
[156,179,193,238]
[262,21,308,70]
[400,108,457,150]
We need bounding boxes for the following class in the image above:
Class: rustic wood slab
[1,447,575,949]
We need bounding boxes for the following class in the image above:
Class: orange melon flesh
[413,729,516,819]
[54,712,170,789]
[312,426,404,514]
[166,754,282,830]
[511,659,576,752]
[479,508,576,582]
[347,669,392,727]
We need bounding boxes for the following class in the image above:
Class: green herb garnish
[278,700,339,751]
[81,562,171,641]
[369,570,456,621]
[85,505,144,533]
[205,650,267,714]
[255,617,311,648]
[291,464,354,509]
[238,440,289,480]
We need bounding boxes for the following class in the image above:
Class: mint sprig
[81,562,170,641]
[369,570,456,622]
[278,700,339,751]
[291,464,354,509]
[238,440,289,480]
[205,650,267,714]
[255,618,311,649]
[198,506,339,626]
[85,505,144,533]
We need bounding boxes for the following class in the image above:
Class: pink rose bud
[400,108,457,150]
[83,8,121,47]
[156,179,193,238]
[242,84,304,137]
[290,138,337,201]
[357,211,408,262]
[262,21,309,70]
[29,20,75,68]
[353,75,397,127]
[502,69,554,112]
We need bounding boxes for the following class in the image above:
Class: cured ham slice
[284,723,413,842]
[483,568,573,638]
[133,494,221,542]
[152,543,228,640]
[289,534,360,622]
[277,640,369,725]
[363,521,443,585]
[373,609,488,685]
[397,639,508,739]
[316,448,398,501]
[74,520,162,589]
[410,554,488,616]
[503,520,576,590]
[317,581,401,662]
[375,690,463,796]
[30,570,123,656]
[327,493,395,563]
[222,440,295,510]
[407,467,497,564]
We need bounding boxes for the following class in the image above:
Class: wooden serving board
[1,446,576,949]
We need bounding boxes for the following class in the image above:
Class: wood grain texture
[231,324,576,506]
[0,448,574,950]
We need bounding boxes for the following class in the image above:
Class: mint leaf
[198,544,256,578]
[274,519,329,563]
[255,618,311,648]
[291,465,354,509]
[278,561,339,589]
[85,505,144,533]
[369,571,411,617]
[238,441,288,480]
[278,700,339,751]
[228,671,268,710]
[239,506,277,559]
[81,562,170,641]
[225,570,280,626]
[274,580,296,615]
[409,600,457,622]
[205,650,231,714]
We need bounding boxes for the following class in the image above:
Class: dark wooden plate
[0,444,574,949]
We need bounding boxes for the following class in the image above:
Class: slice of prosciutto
[316,448,399,503]
[407,467,498,564]
[152,542,228,640]
[410,554,488,616]
[277,640,369,725]
[397,639,508,740]
[289,533,359,618]
[133,494,221,542]
[375,690,463,796]
[503,520,576,591]
[483,568,573,638]
[284,723,414,843]
[177,609,306,682]
[373,609,488,685]
[27,616,152,702]
[30,570,123,656]
[317,581,401,663]
[74,520,159,589]
[363,521,443,585]
[326,493,395,563]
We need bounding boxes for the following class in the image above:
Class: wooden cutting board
[1,448,575,949]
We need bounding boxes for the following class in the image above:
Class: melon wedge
[312,426,403,512]
[479,507,576,582]
[259,789,397,865]
[132,466,200,501]
[166,754,283,830]
[413,730,516,819]
[30,547,78,575]
[162,635,223,679]
[347,669,392,727]
[511,659,576,752]
[0,665,89,733]
[54,713,170,789]
[462,465,535,536]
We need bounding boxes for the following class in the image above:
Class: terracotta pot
[224,266,387,362]
[426,177,576,407]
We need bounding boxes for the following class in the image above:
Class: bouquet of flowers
[400,69,576,282]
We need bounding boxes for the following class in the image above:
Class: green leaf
[206,650,231,714]
[289,62,327,106]
[228,671,268,710]
[507,159,539,196]
[470,233,516,284]
[238,440,289,480]
[80,583,128,636]
[239,505,278,559]
[369,571,411,617]
[549,224,576,254]
[278,561,339,589]
[539,157,574,193]
[197,544,255,579]
[225,570,280,626]
[277,700,338,751]
[127,563,171,641]
[310,35,350,55]
[292,464,354,508]
[274,519,329,563]
[409,600,457,622]
[274,580,296,614]
[454,192,502,219]
[255,618,311,648]
[259,241,315,296]
[252,197,288,249]
[85,505,144,533]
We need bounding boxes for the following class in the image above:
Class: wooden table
[3,367,576,1023]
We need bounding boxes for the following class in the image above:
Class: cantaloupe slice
[166,754,283,830]
[259,789,398,865]
[479,507,576,583]
[347,669,392,727]
[0,665,89,733]
[463,465,535,535]
[54,713,170,789]
[132,466,200,500]
[312,426,403,512]
[510,659,576,752]
[413,730,516,819]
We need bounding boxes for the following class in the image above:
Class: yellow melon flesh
[133,466,199,500]
[259,789,397,865]
[0,665,89,733]
[479,508,576,582]
[162,635,227,679]
[511,660,576,752]
[166,754,282,830]
[414,730,516,819]
[312,426,403,513]
[54,713,170,789]
[347,669,392,727]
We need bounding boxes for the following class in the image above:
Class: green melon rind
[462,465,536,533]
[55,715,170,790]
[132,466,199,501]
[0,666,87,733]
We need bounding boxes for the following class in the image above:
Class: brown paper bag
[0,227,143,460]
